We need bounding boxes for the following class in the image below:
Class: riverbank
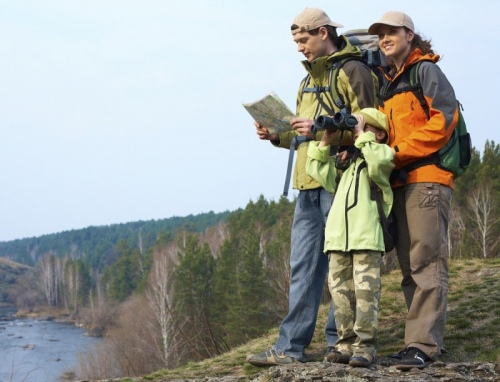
[15,306,74,322]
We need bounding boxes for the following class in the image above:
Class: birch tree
[145,244,178,366]
[468,184,500,258]
[36,253,57,306]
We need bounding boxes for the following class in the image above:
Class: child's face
[364,124,388,143]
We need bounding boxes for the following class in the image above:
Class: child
[306,108,394,367]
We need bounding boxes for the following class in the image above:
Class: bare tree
[262,221,291,314]
[203,222,228,256]
[64,257,81,315]
[36,253,57,306]
[468,184,500,258]
[145,244,178,365]
[448,199,466,259]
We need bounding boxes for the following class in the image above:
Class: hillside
[133,258,500,381]
[0,210,230,269]
[0,257,31,304]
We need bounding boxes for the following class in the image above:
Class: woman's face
[377,26,414,66]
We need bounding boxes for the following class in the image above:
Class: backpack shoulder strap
[379,60,431,111]
[408,62,430,119]
[302,56,362,115]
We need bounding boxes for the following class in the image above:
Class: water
[0,308,101,382]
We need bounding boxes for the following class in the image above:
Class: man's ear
[319,26,329,40]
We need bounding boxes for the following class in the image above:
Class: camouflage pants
[328,251,382,358]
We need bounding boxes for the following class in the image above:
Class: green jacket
[274,36,379,191]
[305,132,395,252]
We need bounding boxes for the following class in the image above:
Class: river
[0,307,102,382]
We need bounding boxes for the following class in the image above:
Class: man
[246,7,379,366]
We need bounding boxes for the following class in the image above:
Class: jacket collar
[390,49,440,81]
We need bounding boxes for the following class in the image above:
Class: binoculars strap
[283,136,309,196]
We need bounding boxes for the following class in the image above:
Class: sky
[0,0,498,242]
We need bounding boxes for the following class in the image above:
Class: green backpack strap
[408,62,430,119]
[379,61,428,108]
[301,57,356,115]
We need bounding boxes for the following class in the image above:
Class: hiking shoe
[395,347,433,371]
[246,349,300,367]
[349,355,373,368]
[324,347,351,364]
[386,348,408,360]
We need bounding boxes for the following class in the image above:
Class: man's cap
[368,11,414,35]
[291,8,343,35]
[357,108,389,139]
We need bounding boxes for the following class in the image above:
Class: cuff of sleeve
[307,141,330,162]
[354,131,376,149]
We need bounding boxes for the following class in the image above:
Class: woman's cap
[291,8,343,35]
[368,11,414,35]
[358,108,389,134]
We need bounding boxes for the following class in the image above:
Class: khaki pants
[328,251,382,358]
[393,183,452,359]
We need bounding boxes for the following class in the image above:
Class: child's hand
[338,150,349,161]
[352,115,366,141]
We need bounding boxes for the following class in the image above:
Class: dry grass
[142,258,500,381]
[0,257,32,269]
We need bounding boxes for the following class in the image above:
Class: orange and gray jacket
[380,49,458,188]
[273,36,379,191]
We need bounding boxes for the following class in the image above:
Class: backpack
[380,61,472,182]
[300,29,386,116]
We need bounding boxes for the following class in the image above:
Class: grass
[142,258,500,381]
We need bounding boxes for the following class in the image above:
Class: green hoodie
[306,132,394,252]
[274,36,378,191]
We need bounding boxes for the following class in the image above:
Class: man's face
[293,28,329,62]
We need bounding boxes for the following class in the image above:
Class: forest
[1,141,499,379]
[0,210,230,269]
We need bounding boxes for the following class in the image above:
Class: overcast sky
[0,0,497,242]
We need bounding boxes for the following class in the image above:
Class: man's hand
[290,117,315,138]
[255,121,279,141]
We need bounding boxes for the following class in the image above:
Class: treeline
[11,196,297,376]
[7,140,500,379]
[0,211,230,269]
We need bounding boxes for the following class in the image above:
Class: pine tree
[173,234,218,360]
[104,240,142,302]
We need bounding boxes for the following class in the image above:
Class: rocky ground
[249,360,500,382]
[80,360,500,382]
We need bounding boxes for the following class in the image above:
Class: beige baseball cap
[357,108,389,138]
[368,11,414,35]
[291,8,343,35]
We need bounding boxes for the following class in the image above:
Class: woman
[368,11,459,371]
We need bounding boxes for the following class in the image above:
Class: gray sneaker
[246,349,300,367]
